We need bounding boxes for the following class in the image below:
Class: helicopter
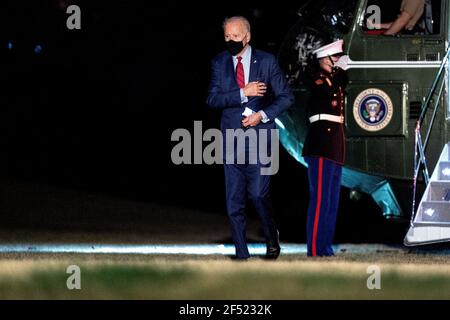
[275,0,449,245]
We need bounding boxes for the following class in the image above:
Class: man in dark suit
[207,16,293,260]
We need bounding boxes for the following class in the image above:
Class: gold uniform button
[327,128,331,132]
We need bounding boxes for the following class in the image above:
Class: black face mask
[225,39,245,56]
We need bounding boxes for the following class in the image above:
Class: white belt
[309,114,344,124]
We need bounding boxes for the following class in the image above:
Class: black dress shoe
[265,230,280,260]
[265,246,280,260]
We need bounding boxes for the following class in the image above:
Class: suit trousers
[224,163,278,259]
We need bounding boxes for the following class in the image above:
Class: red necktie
[236,56,245,89]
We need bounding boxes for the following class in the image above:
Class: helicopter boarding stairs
[404,45,450,246]
[405,143,450,246]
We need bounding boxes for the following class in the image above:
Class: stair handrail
[411,46,450,227]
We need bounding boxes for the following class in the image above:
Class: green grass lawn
[1,252,450,299]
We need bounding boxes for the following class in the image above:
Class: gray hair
[222,16,251,32]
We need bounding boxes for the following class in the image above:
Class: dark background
[0,0,407,243]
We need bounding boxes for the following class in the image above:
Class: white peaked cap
[313,39,344,58]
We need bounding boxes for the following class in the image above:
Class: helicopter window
[362,0,441,36]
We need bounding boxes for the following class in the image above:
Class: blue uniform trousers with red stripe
[305,156,342,257]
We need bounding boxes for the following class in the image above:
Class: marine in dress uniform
[302,40,349,257]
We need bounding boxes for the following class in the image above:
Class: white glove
[334,55,350,71]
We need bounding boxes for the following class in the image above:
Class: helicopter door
[344,0,444,139]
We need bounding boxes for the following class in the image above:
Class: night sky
[0,0,407,243]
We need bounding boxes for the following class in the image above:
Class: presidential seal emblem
[353,88,393,132]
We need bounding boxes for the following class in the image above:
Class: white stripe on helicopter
[347,60,442,69]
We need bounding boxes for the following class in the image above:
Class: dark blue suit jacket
[207,48,293,130]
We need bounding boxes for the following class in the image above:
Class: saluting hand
[243,81,267,97]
